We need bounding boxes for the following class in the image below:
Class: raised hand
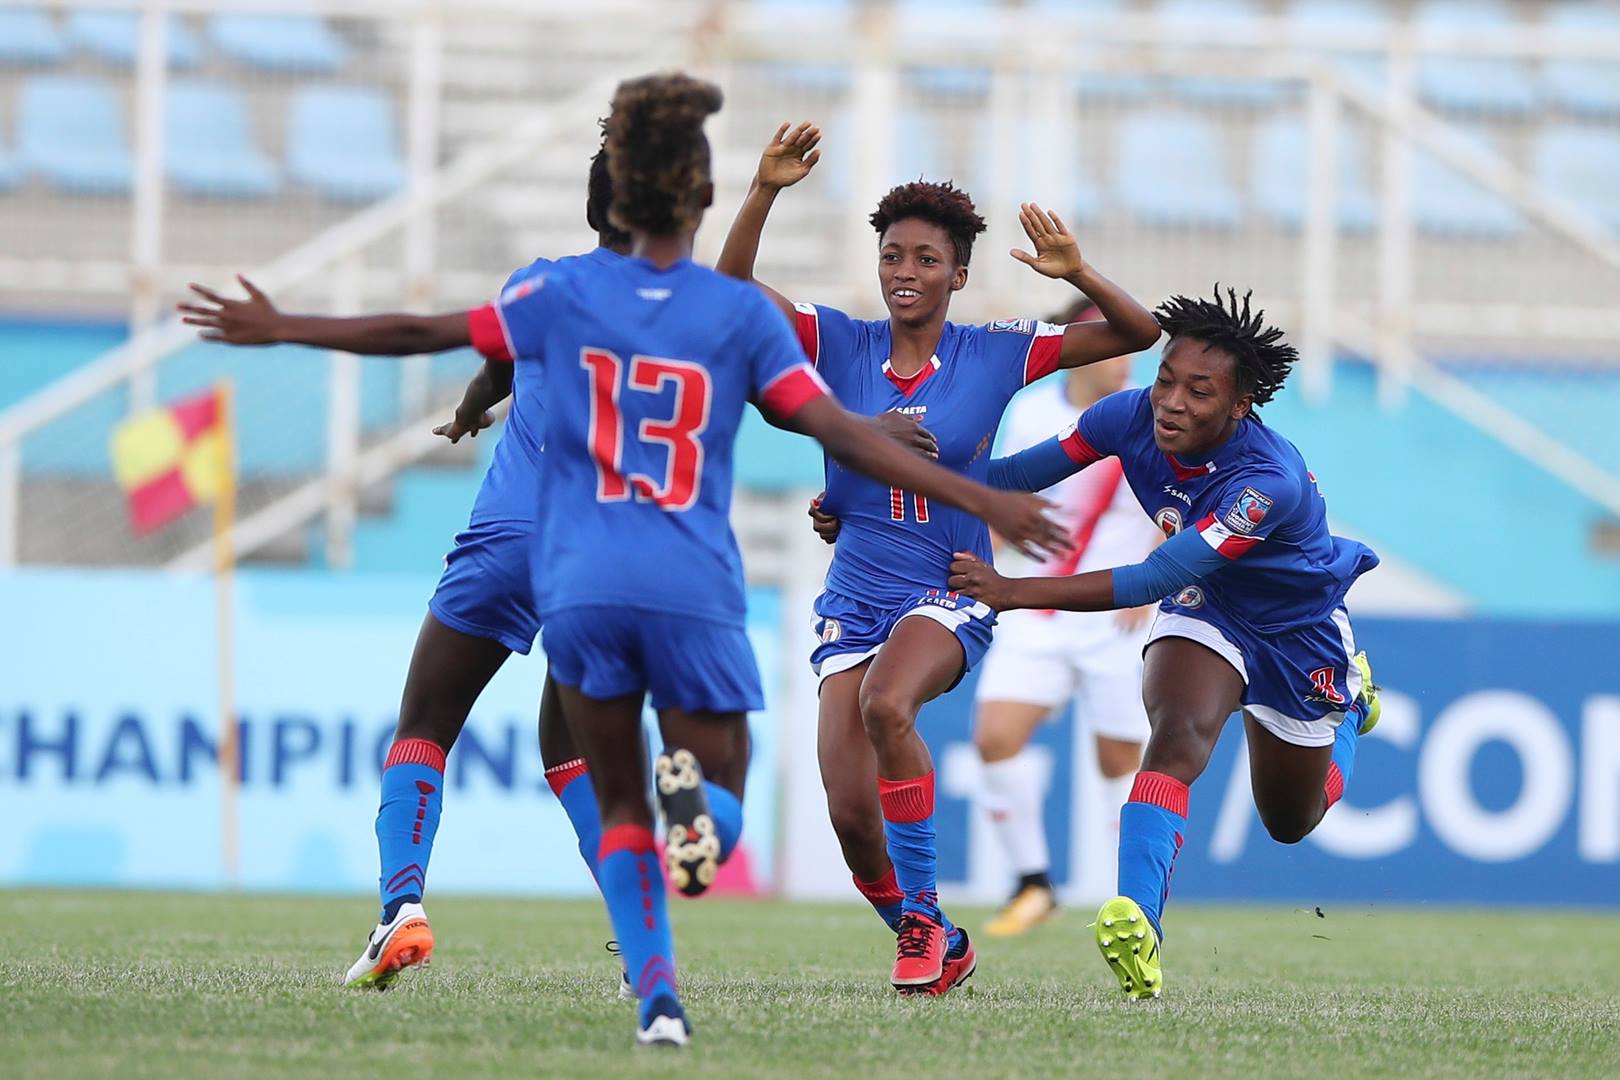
[1009,202,1085,282]
[177,275,282,345]
[756,121,822,192]
[433,409,496,443]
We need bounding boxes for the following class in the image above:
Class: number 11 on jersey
[889,487,929,523]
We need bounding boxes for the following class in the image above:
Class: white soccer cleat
[343,901,434,990]
[635,1012,691,1048]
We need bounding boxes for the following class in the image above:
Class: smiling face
[1148,336,1253,456]
[877,217,967,327]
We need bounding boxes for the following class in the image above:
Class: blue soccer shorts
[810,586,998,687]
[542,605,764,714]
[427,519,542,655]
[1145,596,1365,748]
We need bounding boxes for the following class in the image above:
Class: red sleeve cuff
[792,303,821,366]
[760,363,830,422]
[468,304,514,362]
[1059,427,1103,466]
[1196,512,1262,559]
[1022,324,1065,385]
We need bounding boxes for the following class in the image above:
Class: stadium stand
[1414,1,1539,116]
[1250,114,1379,231]
[66,11,202,68]
[1543,2,1620,118]
[285,86,405,201]
[1158,0,1293,108]
[165,81,280,198]
[1412,130,1523,237]
[1532,124,1620,230]
[1112,109,1243,227]
[0,8,69,66]
[17,75,133,194]
[209,10,348,73]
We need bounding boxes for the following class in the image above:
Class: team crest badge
[1173,586,1204,609]
[1154,506,1184,537]
[989,319,1033,335]
[1224,487,1273,535]
[820,618,842,644]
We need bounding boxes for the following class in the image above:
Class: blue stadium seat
[0,9,68,66]
[1412,132,1523,237]
[165,81,280,198]
[1250,116,1378,231]
[904,65,992,98]
[210,11,347,73]
[1074,72,1160,103]
[1113,110,1243,227]
[1287,1,1389,93]
[1414,1,1539,116]
[1157,0,1293,107]
[1541,3,1620,118]
[1532,125,1620,230]
[18,76,132,195]
[286,86,405,202]
[66,11,202,68]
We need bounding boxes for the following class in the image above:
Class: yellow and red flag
[110,386,232,534]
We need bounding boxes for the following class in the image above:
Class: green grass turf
[2,891,1617,1079]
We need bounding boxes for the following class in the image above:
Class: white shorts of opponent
[972,606,1150,743]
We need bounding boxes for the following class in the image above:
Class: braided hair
[604,73,722,236]
[1155,286,1297,409]
[869,180,987,267]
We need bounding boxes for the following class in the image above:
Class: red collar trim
[1164,452,1217,482]
[882,355,941,396]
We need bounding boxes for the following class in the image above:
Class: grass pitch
[2,890,1616,1079]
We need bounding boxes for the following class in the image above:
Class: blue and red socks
[599,824,680,1026]
[703,781,744,861]
[376,737,445,923]
[546,758,603,885]
[878,771,943,922]
[1324,706,1364,811]
[853,867,905,933]
[1116,770,1189,941]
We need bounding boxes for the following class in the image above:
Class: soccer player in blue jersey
[946,288,1383,1000]
[454,74,1063,1045]
[716,124,1162,993]
[179,142,639,992]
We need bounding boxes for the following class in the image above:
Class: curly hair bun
[605,73,723,236]
[869,180,987,267]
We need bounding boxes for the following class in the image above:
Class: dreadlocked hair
[586,120,631,250]
[604,73,722,236]
[1154,285,1297,409]
[869,180,987,267]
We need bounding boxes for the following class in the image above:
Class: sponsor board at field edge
[777,616,1619,906]
[0,570,782,895]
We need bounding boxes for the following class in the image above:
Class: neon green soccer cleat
[1352,650,1380,735]
[1094,896,1162,1000]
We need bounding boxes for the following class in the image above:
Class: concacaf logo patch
[1223,487,1273,535]
[989,318,1033,335]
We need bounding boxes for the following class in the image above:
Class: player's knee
[1095,737,1143,778]
[858,686,917,747]
[1257,807,1316,845]
[973,723,1018,762]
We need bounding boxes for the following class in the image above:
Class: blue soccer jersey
[1063,388,1380,635]
[467,257,829,626]
[791,304,1067,609]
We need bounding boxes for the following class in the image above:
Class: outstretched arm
[433,360,512,443]
[179,276,471,356]
[988,432,1093,492]
[948,527,1223,612]
[1009,203,1161,367]
[716,122,821,319]
[778,395,1068,559]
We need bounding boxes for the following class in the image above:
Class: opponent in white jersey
[975,307,1163,937]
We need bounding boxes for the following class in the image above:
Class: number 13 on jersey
[580,347,711,512]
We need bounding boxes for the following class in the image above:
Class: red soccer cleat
[891,912,948,991]
[923,929,977,997]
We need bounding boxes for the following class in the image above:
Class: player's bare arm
[1009,203,1160,367]
[805,410,937,545]
[783,395,1067,559]
[948,553,1114,613]
[180,276,471,356]
[716,121,821,318]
